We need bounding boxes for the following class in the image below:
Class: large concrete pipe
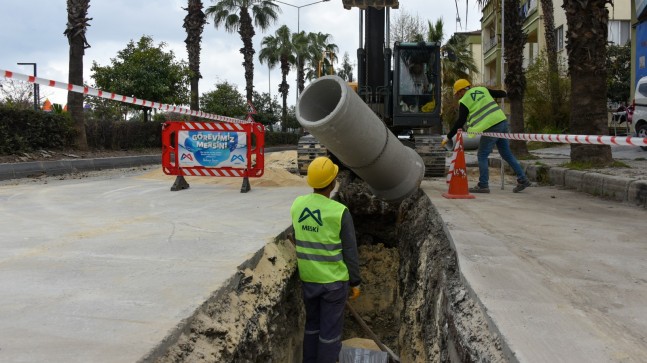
[296,75,425,202]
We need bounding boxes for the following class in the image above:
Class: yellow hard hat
[306,156,339,189]
[453,79,471,95]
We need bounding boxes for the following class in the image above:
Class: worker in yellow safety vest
[290,156,361,363]
[443,79,532,193]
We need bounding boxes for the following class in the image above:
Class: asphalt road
[0,168,309,363]
[0,145,646,362]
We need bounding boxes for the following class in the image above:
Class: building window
[608,20,630,46]
[555,26,564,51]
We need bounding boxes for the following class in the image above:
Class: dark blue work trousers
[302,281,349,363]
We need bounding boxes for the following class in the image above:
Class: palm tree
[474,0,528,156]
[503,0,529,156]
[64,0,91,150]
[303,32,338,85]
[206,0,279,103]
[440,33,478,124]
[562,0,613,164]
[539,0,562,125]
[291,31,309,94]
[426,18,444,44]
[259,25,295,131]
[183,0,207,118]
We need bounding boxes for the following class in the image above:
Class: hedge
[0,108,76,154]
[0,107,299,155]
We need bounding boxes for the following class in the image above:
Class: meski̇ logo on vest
[299,208,323,232]
[177,130,247,168]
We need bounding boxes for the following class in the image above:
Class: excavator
[297,0,446,177]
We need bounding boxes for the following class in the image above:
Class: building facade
[480,0,631,88]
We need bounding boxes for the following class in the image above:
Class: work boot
[469,185,490,193]
[513,179,532,193]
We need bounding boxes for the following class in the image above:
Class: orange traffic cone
[443,130,475,199]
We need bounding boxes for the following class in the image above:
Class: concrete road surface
[0,170,308,363]
[422,179,647,363]
[1,157,646,362]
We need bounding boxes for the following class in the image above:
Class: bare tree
[390,9,426,44]
[0,79,34,109]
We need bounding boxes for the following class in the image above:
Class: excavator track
[414,135,446,178]
[296,134,328,176]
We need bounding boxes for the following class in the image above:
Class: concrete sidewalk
[0,170,308,362]
[423,179,647,362]
[462,145,647,208]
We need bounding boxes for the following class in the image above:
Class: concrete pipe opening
[296,76,425,203]
[145,174,508,363]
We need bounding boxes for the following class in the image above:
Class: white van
[631,77,647,150]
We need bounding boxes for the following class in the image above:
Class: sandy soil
[136,151,305,188]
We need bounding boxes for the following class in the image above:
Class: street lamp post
[273,0,330,99]
[17,62,39,111]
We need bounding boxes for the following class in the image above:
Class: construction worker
[290,156,361,363]
[443,79,531,193]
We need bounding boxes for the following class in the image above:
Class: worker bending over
[444,79,531,193]
[290,156,362,363]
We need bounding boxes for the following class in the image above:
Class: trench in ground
[143,172,509,363]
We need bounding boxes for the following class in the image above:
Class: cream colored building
[455,30,483,83]
[479,0,632,88]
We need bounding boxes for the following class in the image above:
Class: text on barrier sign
[161,121,265,178]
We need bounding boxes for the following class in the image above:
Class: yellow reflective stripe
[468,104,501,128]
[296,239,343,252]
[297,252,344,262]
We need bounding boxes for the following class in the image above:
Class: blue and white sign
[177,131,248,168]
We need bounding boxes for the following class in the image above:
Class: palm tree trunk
[298,56,306,94]
[539,0,562,130]
[279,59,290,132]
[563,0,612,164]
[65,0,91,150]
[184,0,206,120]
[238,8,255,103]
[503,0,529,157]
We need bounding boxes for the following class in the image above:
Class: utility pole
[17,62,39,110]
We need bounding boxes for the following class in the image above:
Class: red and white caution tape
[2,69,252,124]
[466,131,647,147]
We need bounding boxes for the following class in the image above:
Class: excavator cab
[392,42,442,133]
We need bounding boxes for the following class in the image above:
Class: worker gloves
[350,285,361,301]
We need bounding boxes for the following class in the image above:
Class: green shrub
[524,53,571,133]
[0,105,296,154]
[85,119,162,150]
[264,131,300,146]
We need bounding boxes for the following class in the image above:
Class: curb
[488,158,647,209]
[0,155,161,181]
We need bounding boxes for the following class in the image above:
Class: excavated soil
[138,152,506,363]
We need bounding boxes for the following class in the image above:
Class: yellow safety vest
[290,193,349,283]
[460,86,507,135]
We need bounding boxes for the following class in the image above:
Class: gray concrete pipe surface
[296,75,425,202]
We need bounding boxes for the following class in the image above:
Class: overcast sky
[0,0,481,108]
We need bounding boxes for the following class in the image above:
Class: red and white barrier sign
[2,69,251,124]
[468,131,647,147]
[161,121,265,178]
